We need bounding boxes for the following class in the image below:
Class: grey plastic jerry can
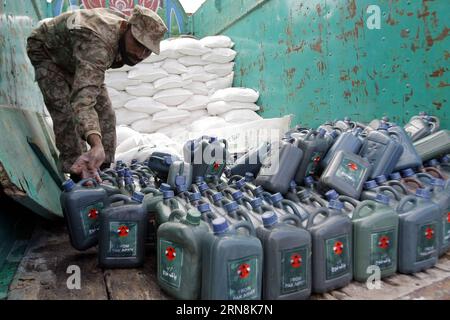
[60,179,109,251]
[98,192,148,269]
[256,212,312,300]
[201,218,263,300]
[305,208,353,293]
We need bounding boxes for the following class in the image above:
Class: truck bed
[7,220,450,300]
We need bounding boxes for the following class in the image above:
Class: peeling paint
[430,68,446,78]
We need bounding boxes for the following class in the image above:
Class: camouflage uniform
[26,7,167,172]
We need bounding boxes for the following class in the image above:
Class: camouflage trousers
[26,37,116,172]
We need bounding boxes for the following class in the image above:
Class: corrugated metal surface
[193,0,449,129]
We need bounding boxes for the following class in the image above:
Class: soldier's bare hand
[69,145,105,184]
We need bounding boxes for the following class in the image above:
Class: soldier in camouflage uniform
[26,6,167,182]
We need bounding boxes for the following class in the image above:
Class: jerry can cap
[163,156,173,165]
[212,217,229,234]
[426,159,440,167]
[381,116,390,122]
[195,176,205,184]
[163,190,175,199]
[131,159,138,164]
[254,186,264,197]
[401,168,415,177]
[175,175,186,187]
[325,189,339,201]
[328,130,339,139]
[304,176,315,186]
[160,183,172,191]
[116,160,123,167]
[189,192,201,202]
[176,184,187,193]
[198,182,209,193]
[430,178,445,187]
[185,209,201,225]
[212,192,223,203]
[216,182,228,192]
[262,212,278,227]
[344,116,351,122]
[235,178,246,189]
[354,127,363,134]
[328,199,344,210]
[375,175,388,184]
[389,172,402,180]
[377,123,389,130]
[224,201,238,213]
[318,128,326,137]
[271,193,284,204]
[364,180,378,190]
[289,180,297,189]
[244,172,254,182]
[117,169,125,177]
[250,198,263,209]
[232,191,243,201]
[131,192,144,203]
[62,179,75,192]
[441,155,449,163]
[197,203,211,213]
[375,193,390,205]
[209,136,218,143]
[415,188,431,199]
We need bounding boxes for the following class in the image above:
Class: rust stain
[343,90,352,98]
[396,8,405,16]
[426,82,431,88]
[347,0,356,19]
[386,14,399,26]
[240,67,247,77]
[352,66,359,74]
[432,101,442,110]
[438,81,450,88]
[445,51,450,60]
[286,25,293,36]
[287,40,306,54]
[407,12,414,17]
[430,68,446,78]
[375,83,380,95]
[311,23,323,53]
[400,29,409,38]
[340,70,350,81]
[285,68,296,81]
[431,11,438,28]
[317,61,326,75]
[316,3,322,16]
[296,79,305,90]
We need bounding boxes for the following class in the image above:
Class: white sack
[202,48,237,64]
[128,66,168,82]
[152,108,191,124]
[174,38,210,56]
[178,56,209,66]
[204,63,235,77]
[153,88,194,106]
[190,116,228,132]
[210,87,260,103]
[125,83,155,97]
[184,82,210,96]
[124,97,168,114]
[116,126,140,146]
[161,59,189,74]
[200,36,234,49]
[115,108,148,126]
[207,101,260,115]
[221,109,263,123]
[206,72,234,91]
[178,95,210,111]
[130,118,169,133]
[153,75,187,91]
[107,87,134,109]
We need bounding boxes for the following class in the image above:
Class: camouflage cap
[128,5,168,55]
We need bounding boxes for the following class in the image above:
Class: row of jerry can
[60,155,450,300]
[253,113,449,198]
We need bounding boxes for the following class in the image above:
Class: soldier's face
[120,28,152,66]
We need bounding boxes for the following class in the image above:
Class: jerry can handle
[352,200,377,220]
[416,172,437,183]
[338,195,359,209]
[312,195,328,207]
[280,214,303,228]
[396,195,418,214]
[282,199,308,221]
[303,130,315,141]
[103,169,118,177]
[422,167,446,180]
[228,175,244,184]
[169,198,181,210]
[236,208,255,225]
[140,187,160,195]
[108,194,133,204]
[306,208,330,229]
[130,170,142,178]
[168,209,187,222]
[219,138,229,150]
[385,181,409,195]
[403,177,425,190]
[232,221,256,236]
[376,186,402,201]
[101,176,118,187]
[78,178,99,187]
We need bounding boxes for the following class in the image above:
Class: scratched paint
[193,0,449,128]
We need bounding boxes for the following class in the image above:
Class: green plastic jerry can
[352,194,399,282]
[157,209,210,300]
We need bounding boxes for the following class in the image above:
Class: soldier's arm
[70,31,114,143]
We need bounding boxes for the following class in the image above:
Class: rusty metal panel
[192,0,449,128]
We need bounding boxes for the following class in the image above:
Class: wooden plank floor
[7,220,450,300]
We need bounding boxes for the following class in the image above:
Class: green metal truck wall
[48,0,189,37]
[0,0,63,219]
[193,0,449,129]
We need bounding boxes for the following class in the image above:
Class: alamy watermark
[66,265,81,290]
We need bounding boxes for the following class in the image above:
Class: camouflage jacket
[29,8,128,140]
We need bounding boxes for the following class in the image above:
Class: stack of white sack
[106,36,290,162]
